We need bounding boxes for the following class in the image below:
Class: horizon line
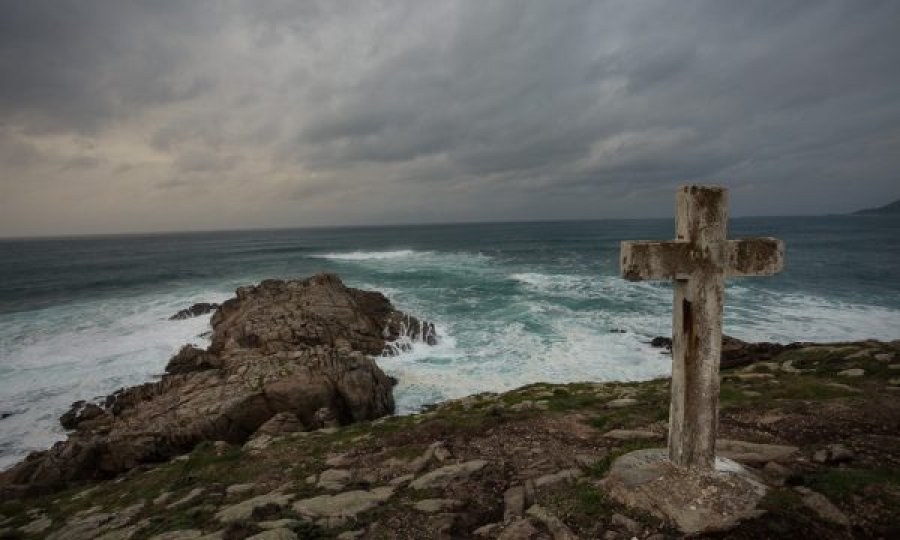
[0,211,871,242]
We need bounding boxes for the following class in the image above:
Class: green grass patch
[808,467,900,504]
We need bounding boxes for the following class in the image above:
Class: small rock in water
[169,302,219,320]
[838,368,865,377]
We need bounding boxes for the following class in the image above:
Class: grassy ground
[1,340,899,539]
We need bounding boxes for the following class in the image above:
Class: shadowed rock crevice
[0,273,434,495]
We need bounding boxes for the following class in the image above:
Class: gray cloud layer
[1,0,898,236]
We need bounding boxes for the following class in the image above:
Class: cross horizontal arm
[726,237,784,277]
[620,240,691,281]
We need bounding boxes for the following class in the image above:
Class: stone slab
[601,448,767,535]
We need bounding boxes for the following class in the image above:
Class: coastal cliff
[0,276,898,539]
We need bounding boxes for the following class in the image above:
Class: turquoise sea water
[1,216,899,468]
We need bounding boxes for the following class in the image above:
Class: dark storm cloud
[1,0,899,236]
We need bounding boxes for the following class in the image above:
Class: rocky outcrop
[0,273,434,495]
[650,334,803,369]
[169,302,220,320]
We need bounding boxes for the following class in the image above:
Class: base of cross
[600,448,768,535]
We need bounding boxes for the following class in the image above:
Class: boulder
[0,273,434,495]
[169,302,219,320]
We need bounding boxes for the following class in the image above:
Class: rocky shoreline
[0,273,435,498]
[1,275,899,539]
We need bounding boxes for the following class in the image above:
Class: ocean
[1,216,899,470]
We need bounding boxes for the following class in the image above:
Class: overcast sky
[1,1,898,236]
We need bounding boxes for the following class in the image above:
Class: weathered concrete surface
[619,185,783,470]
[601,448,767,535]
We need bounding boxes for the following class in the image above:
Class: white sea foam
[378,272,900,415]
[311,249,419,260]
[0,288,230,470]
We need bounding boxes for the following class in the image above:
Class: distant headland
[853,198,900,215]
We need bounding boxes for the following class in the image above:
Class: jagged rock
[164,345,222,374]
[60,401,109,430]
[526,505,578,540]
[215,492,293,523]
[408,460,488,490]
[170,303,220,320]
[1,274,434,495]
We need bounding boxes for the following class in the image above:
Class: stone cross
[620,185,783,470]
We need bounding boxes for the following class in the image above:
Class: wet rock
[170,303,220,320]
[838,368,865,377]
[60,401,109,430]
[164,345,222,374]
[409,460,488,490]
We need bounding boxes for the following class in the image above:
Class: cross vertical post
[670,186,726,469]
[620,185,783,470]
